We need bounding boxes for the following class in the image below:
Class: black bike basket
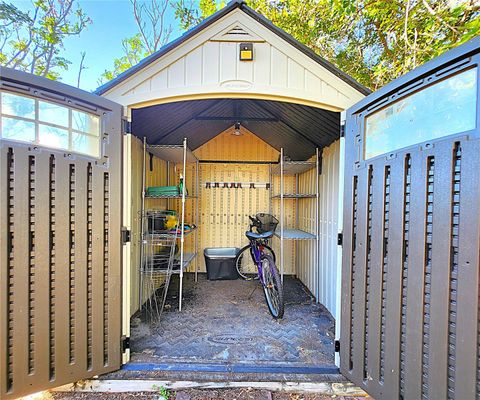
[255,213,279,233]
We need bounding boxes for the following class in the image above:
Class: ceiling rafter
[252,101,319,148]
[132,98,341,160]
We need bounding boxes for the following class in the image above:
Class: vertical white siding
[107,9,365,112]
[297,140,341,317]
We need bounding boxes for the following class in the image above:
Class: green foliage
[174,0,225,31]
[101,34,147,82]
[173,0,480,90]
[0,2,30,24]
[0,0,91,80]
[152,384,170,399]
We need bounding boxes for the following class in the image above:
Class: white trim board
[52,379,368,396]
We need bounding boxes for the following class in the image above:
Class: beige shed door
[340,44,480,400]
[0,68,123,399]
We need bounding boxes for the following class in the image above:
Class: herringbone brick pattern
[130,274,335,367]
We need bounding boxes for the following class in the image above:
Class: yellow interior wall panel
[194,126,279,162]
[196,162,297,273]
[193,128,296,274]
[270,173,296,272]
[296,154,318,299]
[128,129,312,314]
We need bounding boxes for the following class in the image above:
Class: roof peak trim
[95,1,370,96]
[210,21,265,42]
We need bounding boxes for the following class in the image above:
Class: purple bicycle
[235,213,284,319]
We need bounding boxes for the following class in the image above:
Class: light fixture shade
[233,121,242,136]
[239,43,253,61]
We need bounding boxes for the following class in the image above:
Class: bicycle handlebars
[248,215,260,232]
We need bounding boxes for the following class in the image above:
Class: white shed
[97,1,368,315]
[0,7,480,399]
[2,7,479,395]
[0,2,370,397]
[97,0,368,372]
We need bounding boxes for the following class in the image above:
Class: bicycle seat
[245,230,274,240]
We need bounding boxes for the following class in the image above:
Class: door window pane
[1,117,36,142]
[39,100,69,127]
[1,91,102,157]
[39,124,69,149]
[72,110,100,136]
[1,92,35,119]
[365,68,477,159]
[72,132,100,157]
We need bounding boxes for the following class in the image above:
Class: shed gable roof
[96,0,369,98]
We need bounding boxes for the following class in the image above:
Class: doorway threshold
[122,361,340,375]
[100,361,344,384]
[53,378,367,397]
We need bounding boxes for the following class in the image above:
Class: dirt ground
[49,388,371,400]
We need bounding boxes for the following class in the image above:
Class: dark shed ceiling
[131,98,340,160]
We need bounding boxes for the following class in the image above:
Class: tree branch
[422,0,459,34]
[77,51,86,87]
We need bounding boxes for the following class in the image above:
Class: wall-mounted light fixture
[239,43,253,61]
[233,121,242,136]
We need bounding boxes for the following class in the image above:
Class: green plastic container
[146,186,180,197]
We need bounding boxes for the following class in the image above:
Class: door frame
[335,116,346,367]
[122,130,132,364]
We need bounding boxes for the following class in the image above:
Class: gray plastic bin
[204,247,239,280]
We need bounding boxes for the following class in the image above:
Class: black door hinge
[122,119,131,135]
[122,228,131,244]
[335,340,340,353]
[121,336,130,352]
[340,124,345,138]
[337,232,343,246]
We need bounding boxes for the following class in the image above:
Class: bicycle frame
[243,214,284,319]
[248,238,269,287]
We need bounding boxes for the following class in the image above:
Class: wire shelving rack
[139,138,199,313]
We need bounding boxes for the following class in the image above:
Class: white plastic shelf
[271,161,316,175]
[147,144,197,163]
[274,228,316,240]
[272,194,316,199]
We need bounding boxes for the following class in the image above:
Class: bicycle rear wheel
[261,254,284,319]
[235,244,275,280]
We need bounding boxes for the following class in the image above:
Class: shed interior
[125,97,343,374]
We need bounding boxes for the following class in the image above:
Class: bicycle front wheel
[261,254,284,319]
[235,244,275,280]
